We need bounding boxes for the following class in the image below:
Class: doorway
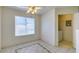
[58,14,73,48]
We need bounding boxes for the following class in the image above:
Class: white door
[76,30,79,52]
[74,13,79,52]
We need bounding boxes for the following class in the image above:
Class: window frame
[15,16,36,36]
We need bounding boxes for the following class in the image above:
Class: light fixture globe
[26,6,41,15]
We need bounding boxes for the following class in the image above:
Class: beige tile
[59,40,73,48]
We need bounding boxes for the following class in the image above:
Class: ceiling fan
[26,6,41,15]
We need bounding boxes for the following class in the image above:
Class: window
[15,16,35,36]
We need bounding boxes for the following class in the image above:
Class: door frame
[55,13,75,48]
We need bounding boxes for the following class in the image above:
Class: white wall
[56,7,78,14]
[56,7,79,48]
[41,7,79,48]
[41,9,56,46]
[0,7,2,50]
[1,7,41,48]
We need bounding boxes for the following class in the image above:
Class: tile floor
[0,40,76,53]
[59,40,73,48]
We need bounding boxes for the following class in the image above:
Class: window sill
[15,33,35,37]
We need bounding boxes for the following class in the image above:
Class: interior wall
[1,7,41,48]
[41,8,56,46]
[0,7,2,50]
[58,15,63,41]
[58,15,62,31]
[58,14,73,42]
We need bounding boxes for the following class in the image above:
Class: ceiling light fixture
[26,6,41,15]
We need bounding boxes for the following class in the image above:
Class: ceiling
[8,6,55,15]
[7,6,75,15]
